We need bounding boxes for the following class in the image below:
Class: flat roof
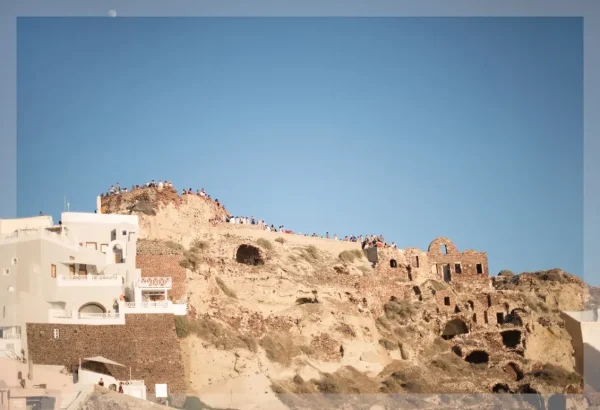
[61,212,138,225]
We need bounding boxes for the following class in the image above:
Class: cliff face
[103,188,587,410]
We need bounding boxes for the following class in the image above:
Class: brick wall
[136,255,186,301]
[26,314,187,396]
[136,240,186,301]
[427,237,490,287]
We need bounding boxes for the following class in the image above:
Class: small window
[122,230,127,236]
[440,244,448,254]
[472,313,477,323]
[390,259,397,268]
[444,296,451,306]
[476,264,483,274]
[414,256,420,268]
[454,264,462,273]
[496,312,504,324]
[53,329,60,339]
[2,268,9,276]
[51,264,57,278]
[11,257,17,265]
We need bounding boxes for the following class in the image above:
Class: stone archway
[105,240,127,265]
[441,318,469,340]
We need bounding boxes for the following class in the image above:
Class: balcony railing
[1,227,78,247]
[0,333,21,340]
[49,310,125,324]
[124,301,169,309]
[57,274,124,287]
[136,277,172,288]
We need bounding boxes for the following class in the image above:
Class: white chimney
[97,196,102,214]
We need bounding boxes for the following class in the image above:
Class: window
[122,230,127,236]
[53,329,60,339]
[51,264,57,278]
[2,268,9,276]
[390,259,397,268]
[440,244,448,254]
[11,257,17,265]
[496,312,504,324]
[444,296,451,306]
[86,242,97,250]
[454,263,462,274]
[476,264,483,274]
[414,256,420,268]
[101,244,108,253]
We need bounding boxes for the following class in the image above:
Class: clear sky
[16,17,583,281]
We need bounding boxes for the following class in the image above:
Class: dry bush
[190,239,209,251]
[193,316,257,352]
[358,266,371,275]
[215,276,237,299]
[529,363,582,386]
[300,245,319,262]
[338,250,364,264]
[542,270,565,282]
[175,316,200,338]
[335,323,356,338]
[379,338,399,350]
[257,238,273,251]
[179,249,203,272]
[259,332,301,366]
[300,345,315,356]
[275,237,286,244]
[315,367,380,395]
[384,300,417,322]
[163,240,184,252]
[523,294,550,314]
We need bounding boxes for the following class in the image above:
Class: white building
[561,309,600,391]
[0,212,186,361]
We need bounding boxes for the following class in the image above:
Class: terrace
[57,274,124,287]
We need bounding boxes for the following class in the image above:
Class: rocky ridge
[101,187,590,410]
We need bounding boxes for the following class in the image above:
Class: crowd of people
[100,180,398,249]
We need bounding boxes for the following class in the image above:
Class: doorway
[443,264,452,282]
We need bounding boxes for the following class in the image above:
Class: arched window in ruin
[390,259,397,268]
[441,318,469,340]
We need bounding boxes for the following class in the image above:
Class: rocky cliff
[101,187,590,410]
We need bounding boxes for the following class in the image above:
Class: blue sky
[16,17,583,280]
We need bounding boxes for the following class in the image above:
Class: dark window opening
[501,330,521,348]
[472,313,477,323]
[455,263,462,273]
[487,295,492,307]
[496,312,504,325]
[444,297,450,306]
[454,305,461,313]
[441,244,448,254]
[465,350,489,365]
[504,362,524,381]
[492,383,510,394]
[476,263,483,274]
[415,256,420,268]
[484,311,489,324]
[390,259,397,268]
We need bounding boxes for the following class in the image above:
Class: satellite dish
[108,10,117,17]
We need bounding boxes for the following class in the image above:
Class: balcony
[57,274,124,287]
[120,301,187,316]
[48,310,125,325]
[136,277,172,289]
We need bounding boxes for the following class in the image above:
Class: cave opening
[465,350,489,365]
[501,330,522,349]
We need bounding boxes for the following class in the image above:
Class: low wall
[26,314,187,403]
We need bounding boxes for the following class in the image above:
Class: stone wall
[26,314,187,398]
[136,239,186,301]
[427,237,490,287]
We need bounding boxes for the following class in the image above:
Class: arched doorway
[79,303,106,314]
